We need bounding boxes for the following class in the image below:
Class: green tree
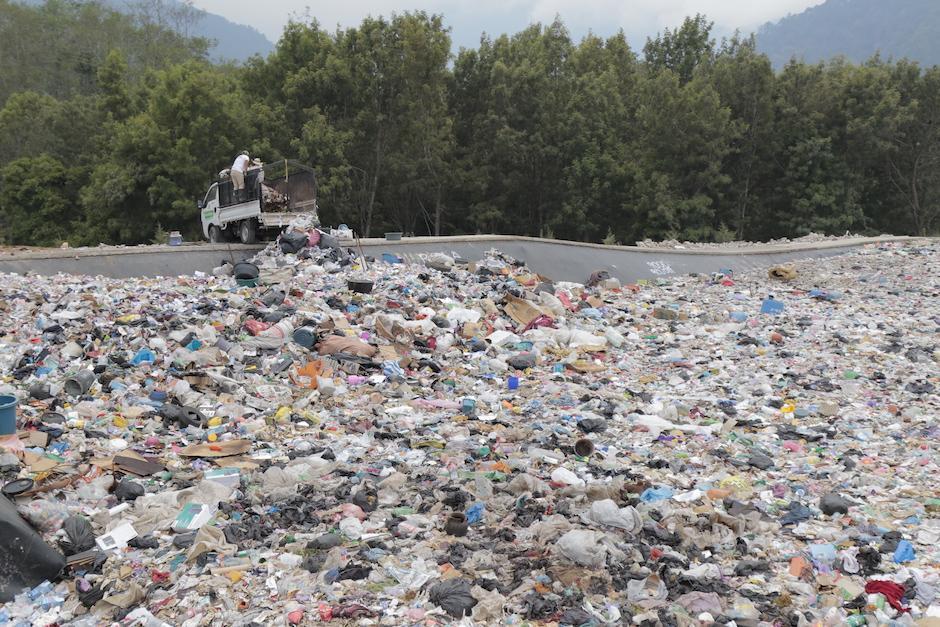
[711,35,776,238]
[451,20,576,237]
[879,62,940,235]
[0,156,80,246]
[98,49,133,120]
[557,32,639,242]
[758,60,866,238]
[0,91,104,165]
[382,13,453,235]
[644,14,715,84]
[0,0,207,105]
[632,71,733,241]
[80,61,250,244]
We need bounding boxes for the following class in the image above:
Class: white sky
[191,0,826,50]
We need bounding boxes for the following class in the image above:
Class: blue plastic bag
[639,486,674,503]
[893,539,915,563]
[465,503,485,525]
[131,348,156,365]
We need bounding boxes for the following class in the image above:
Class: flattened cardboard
[179,440,251,458]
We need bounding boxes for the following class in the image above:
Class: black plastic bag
[279,231,309,255]
[60,515,95,555]
[114,479,145,502]
[0,496,65,601]
[429,578,477,618]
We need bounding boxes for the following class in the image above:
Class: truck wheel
[239,220,257,244]
[208,225,223,243]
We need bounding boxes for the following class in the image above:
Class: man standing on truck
[230,150,250,202]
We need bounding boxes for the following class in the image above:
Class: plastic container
[348,279,374,294]
[233,262,260,280]
[168,231,183,246]
[385,232,403,241]
[292,326,317,349]
[574,438,595,457]
[444,513,469,537]
[0,396,17,436]
[63,370,96,397]
[1,478,33,498]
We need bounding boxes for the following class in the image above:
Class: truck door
[201,184,219,237]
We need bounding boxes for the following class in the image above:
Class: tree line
[1,3,938,247]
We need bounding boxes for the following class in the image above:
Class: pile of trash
[634,232,891,250]
[0,223,937,626]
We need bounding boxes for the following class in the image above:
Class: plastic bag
[279,231,309,255]
[0,496,65,601]
[580,499,641,533]
[556,529,607,567]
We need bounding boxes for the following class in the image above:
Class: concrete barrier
[0,235,917,284]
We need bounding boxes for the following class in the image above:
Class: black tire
[208,225,223,243]
[239,220,257,244]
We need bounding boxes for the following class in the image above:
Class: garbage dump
[0,221,937,626]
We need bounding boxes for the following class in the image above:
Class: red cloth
[865,580,909,613]
[243,319,271,336]
[522,315,555,333]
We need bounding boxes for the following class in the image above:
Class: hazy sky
[192,0,826,50]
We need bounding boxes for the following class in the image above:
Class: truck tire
[239,220,257,244]
[208,225,223,243]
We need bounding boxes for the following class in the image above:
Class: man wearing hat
[230,150,250,202]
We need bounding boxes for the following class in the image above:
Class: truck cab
[199,159,319,244]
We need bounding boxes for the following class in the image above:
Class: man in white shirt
[230,151,250,201]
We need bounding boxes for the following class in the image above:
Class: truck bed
[217,202,309,229]
[217,201,261,223]
[258,212,304,228]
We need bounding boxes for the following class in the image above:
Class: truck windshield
[205,185,217,205]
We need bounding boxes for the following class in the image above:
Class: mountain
[757,0,940,68]
[183,5,274,61]
[18,0,274,62]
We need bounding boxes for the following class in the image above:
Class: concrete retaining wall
[0,235,915,284]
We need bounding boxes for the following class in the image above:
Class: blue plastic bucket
[0,395,18,435]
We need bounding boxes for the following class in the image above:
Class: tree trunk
[910,157,926,236]
[365,127,384,238]
[736,170,751,240]
[433,186,442,236]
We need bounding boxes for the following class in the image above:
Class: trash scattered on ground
[635,231,895,249]
[0,223,937,625]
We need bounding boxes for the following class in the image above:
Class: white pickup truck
[199,159,319,243]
